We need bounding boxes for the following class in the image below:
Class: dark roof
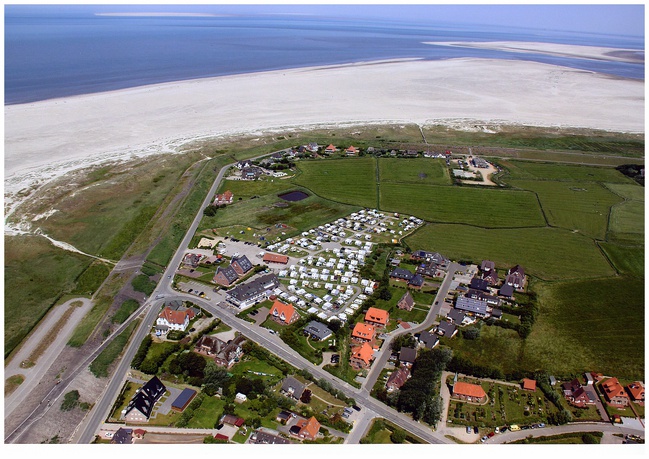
[232,255,253,273]
[419,330,439,349]
[455,296,488,315]
[304,320,333,341]
[490,308,503,319]
[408,274,425,287]
[390,267,414,281]
[447,308,466,324]
[281,376,306,399]
[469,277,489,292]
[437,321,457,337]
[251,431,291,444]
[124,376,166,420]
[216,265,239,283]
[399,347,417,364]
[386,366,410,390]
[499,283,515,297]
[416,263,437,277]
[221,414,245,427]
[227,274,279,302]
[509,265,525,277]
[111,428,133,444]
[482,270,499,285]
[481,260,495,271]
[172,388,197,411]
[398,290,415,309]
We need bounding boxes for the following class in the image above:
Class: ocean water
[4,9,644,105]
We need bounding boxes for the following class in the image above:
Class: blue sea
[4,7,644,105]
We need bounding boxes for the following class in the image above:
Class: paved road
[487,422,644,444]
[344,408,377,444]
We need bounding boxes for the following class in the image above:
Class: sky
[5,2,646,38]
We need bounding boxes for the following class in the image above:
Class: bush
[61,390,80,411]
[131,274,157,295]
[390,429,406,444]
[131,335,153,370]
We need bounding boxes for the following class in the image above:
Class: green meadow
[378,157,451,185]
[500,160,636,183]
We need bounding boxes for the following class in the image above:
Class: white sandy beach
[4,54,644,216]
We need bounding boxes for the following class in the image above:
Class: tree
[391,333,416,351]
[390,429,407,444]
[462,327,480,340]
[377,287,392,301]
[582,433,599,444]
[300,389,312,404]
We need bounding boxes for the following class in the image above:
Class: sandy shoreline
[4,57,644,217]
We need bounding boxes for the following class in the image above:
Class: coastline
[4,57,644,219]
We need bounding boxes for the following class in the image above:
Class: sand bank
[427,41,645,63]
[4,58,644,214]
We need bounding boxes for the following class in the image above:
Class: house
[398,347,417,367]
[522,378,537,391]
[601,377,630,406]
[397,290,415,311]
[235,393,248,403]
[226,274,279,309]
[505,265,526,290]
[194,334,245,368]
[306,142,319,152]
[303,320,333,341]
[276,411,293,424]
[290,416,320,441]
[111,427,133,444]
[250,430,291,444]
[324,144,337,154]
[263,252,289,264]
[626,382,645,403]
[241,166,264,180]
[351,322,375,343]
[280,376,306,400]
[221,414,245,428]
[411,251,449,268]
[418,330,439,349]
[350,342,374,369]
[455,296,488,317]
[364,307,389,328]
[346,145,359,155]
[467,288,501,306]
[408,274,425,289]
[156,306,195,332]
[469,277,490,292]
[236,160,252,170]
[123,376,166,423]
[182,252,202,268]
[452,381,487,403]
[390,267,414,282]
[482,269,499,286]
[403,150,419,157]
[416,263,438,278]
[386,366,411,392]
[436,321,457,338]
[562,379,595,407]
[213,265,239,286]
[481,260,495,272]
[447,308,466,325]
[268,300,300,325]
[171,388,197,412]
[490,308,503,319]
[214,190,234,205]
[231,255,254,276]
[499,283,515,298]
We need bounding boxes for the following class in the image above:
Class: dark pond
[278,190,309,202]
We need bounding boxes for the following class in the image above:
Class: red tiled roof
[263,253,289,264]
[214,434,229,441]
[269,300,297,324]
[351,342,374,365]
[365,307,389,326]
[626,382,645,401]
[158,307,190,326]
[296,416,320,440]
[453,381,487,399]
[602,377,628,399]
[522,378,537,391]
[352,322,375,340]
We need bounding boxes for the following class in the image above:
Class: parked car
[487,432,495,438]
[466,426,472,434]
[474,426,479,434]
[480,436,488,443]
[538,423,545,428]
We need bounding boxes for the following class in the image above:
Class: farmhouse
[364,307,389,328]
[268,300,300,325]
[214,190,234,205]
[231,255,254,276]
[263,252,289,264]
[171,388,197,412]
[601,377,630,407]
[386,366,411,392]
[303,320,333,341]
[280,376,306,400]
[455,296,488,317]
[123,376,166,423]
[350,342,374,369]
[226,273,279,309]
[397,290,415,311]
[214,265,239,286]
[351,322,376,343]
[452,381,487,403]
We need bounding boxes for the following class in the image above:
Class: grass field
[406,224,615,280]
[598,243,644,278]
[500,160,637,182]
[509,180,621,239]
[293,157,378,208]
[523,277,644,380]
[89,320,139,378]
[380,183,546,228]
[378,157,451,185]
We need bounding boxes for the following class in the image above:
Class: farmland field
[499,160,636,183]
[509,180,621,239]
[405,224,615,280]
[294,157,377,208]
[380,183,545,228]
[378,158,451,185]
[599,243,644,278]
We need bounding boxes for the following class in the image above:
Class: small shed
[522,378,537,391]
[171,388,197,412]
[549,376,557,386]
[235,392,248,403]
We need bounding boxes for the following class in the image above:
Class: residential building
[490,308,503,319]
[364,307,389,328]
[408,273,425,289]
[231,255,254,276]
[123,376,166,423]
[156,305,195,332]
[397,290,415,311]
[398,347,417,367]
[499,283,515,298]
[390,267,414,282]
[562,379,595,407]
[280,376,306,400]
[346,146,359,155]
[467,288,501,306]
[411,251,449,268]
[452,381,487,403]
[241,166,264,180]
[447,308,466,325]
[111,428,133,444]
[351,322,375,343]
[481,260,495,272]
[324,144,336,154]
[455,296,488,317]
[194,334,245,368]
[182,252,202,268]
[416,263,438,278]
[250,430,291,445]
[436,321,457,338]
[226,274,279,309]
[221,414,245,428]
[505,265,526,290]
[214,190,234,205]
[482,269,499,286]
[601,377,630,406]
[418,330,439,349]
[386,366,411,392]
[263,252,289,264]
[214,265,239,286]
[290,416,320,441]
[626,382,645,402]
[303,320,333,341]
[469,277,490,292]
[350,342,374,369]
[268,300,300,325]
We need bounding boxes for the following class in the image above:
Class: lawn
[293,157,378,208]
[523,277,644,380]
[186,395,225,428]
[378,157,451,186]
[380,183,546,228]
[406,224,615,281]
[509,180,621,239]
[371,286,432,327]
